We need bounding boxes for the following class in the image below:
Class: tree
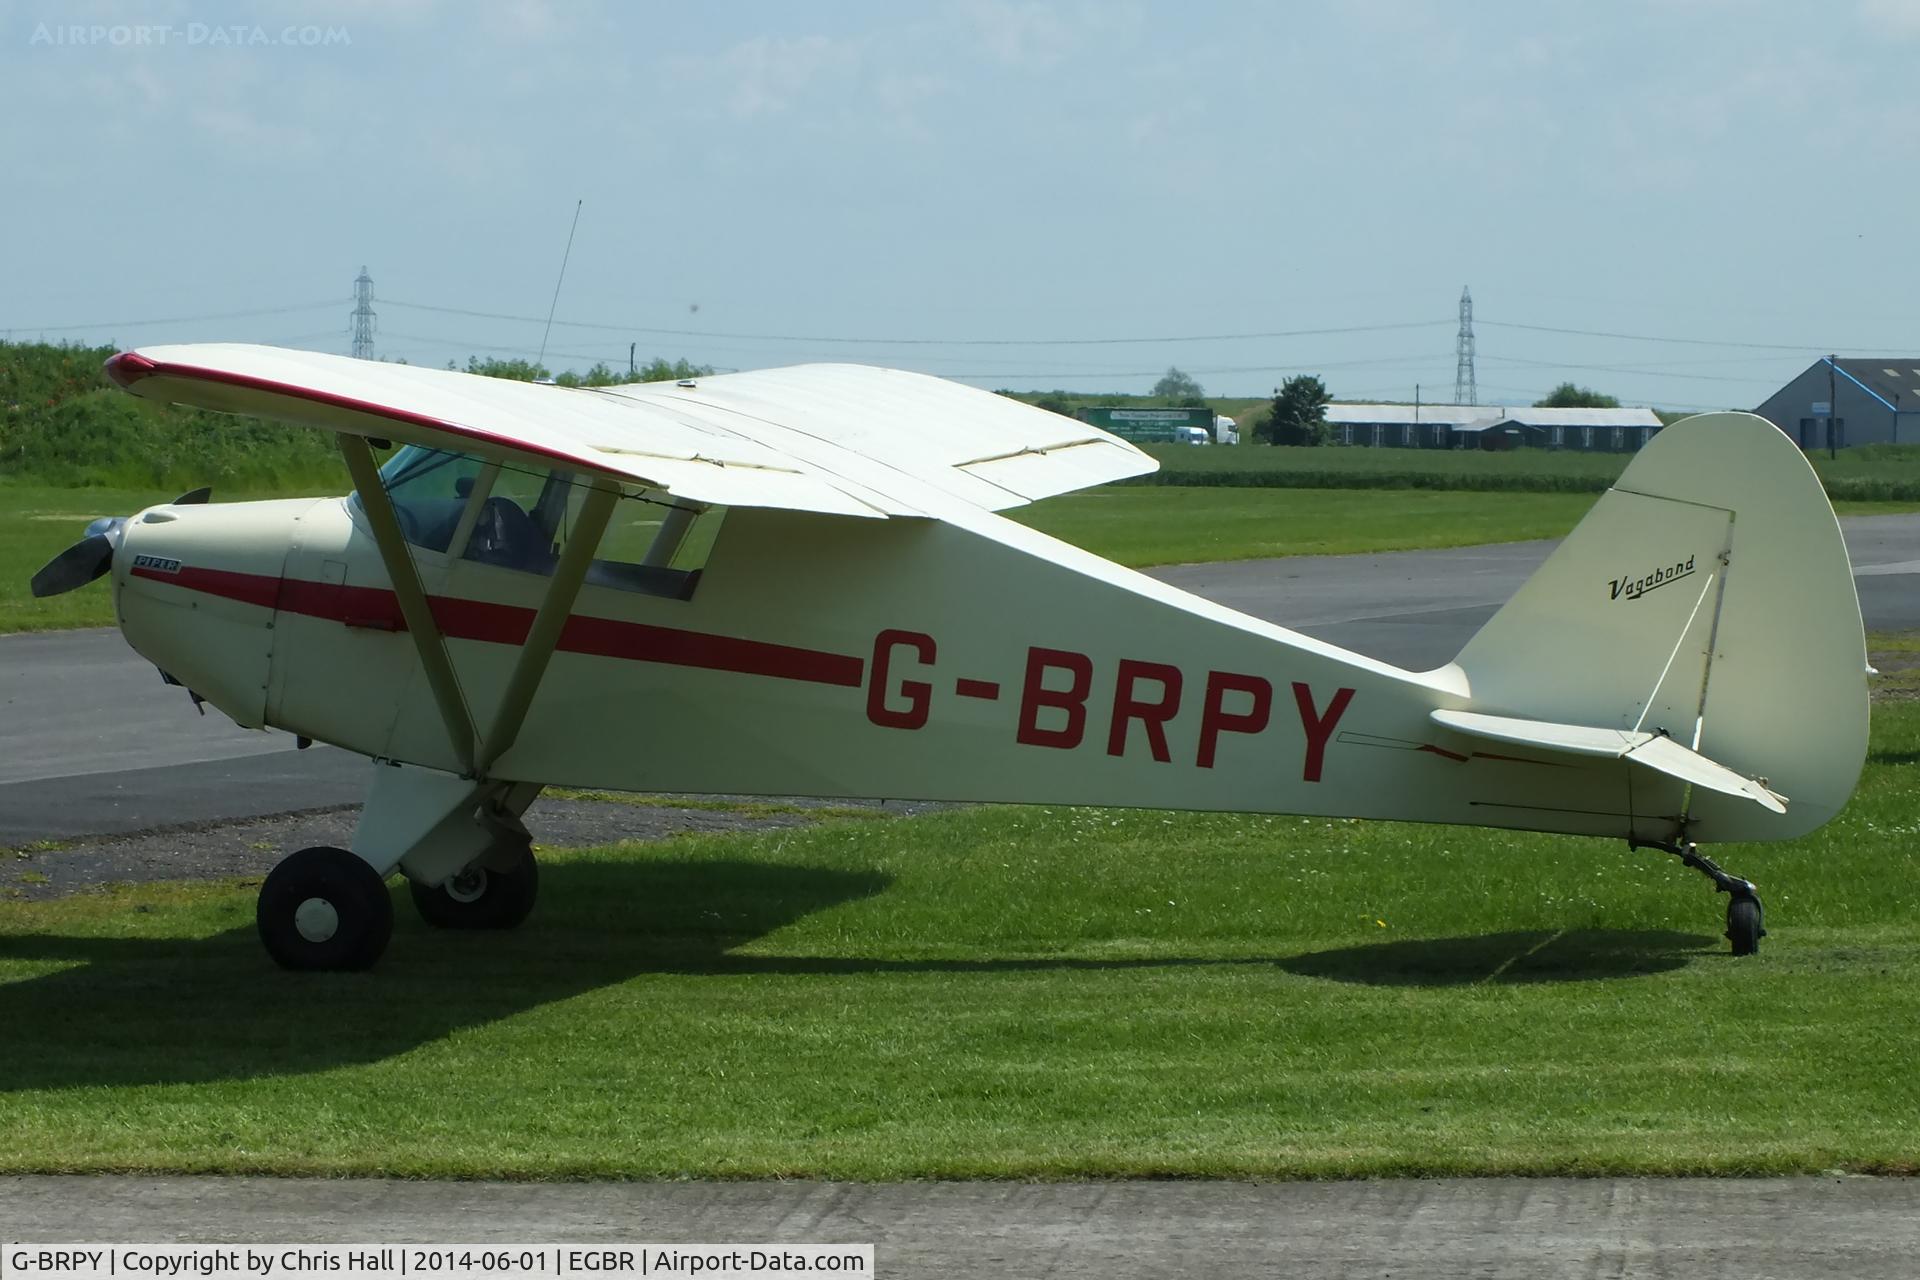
[1263,375,1332,445]
[464,354,714,386]
[1536,382,1619,409]
[1152,366,1204,400]
[466,356,550,382]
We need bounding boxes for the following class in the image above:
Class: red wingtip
[104,351,159,388]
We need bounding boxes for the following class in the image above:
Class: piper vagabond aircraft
[30,346,1867,970]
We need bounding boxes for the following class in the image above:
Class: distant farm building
[1754,357,1920,449]
[1325,404,1664,451]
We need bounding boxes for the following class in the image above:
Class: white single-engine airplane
[31,346,1867,970]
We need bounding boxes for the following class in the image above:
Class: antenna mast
[1454,286,1476,405]
[537,200,583,371]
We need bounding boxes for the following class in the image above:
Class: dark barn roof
[1830,359,1920,410]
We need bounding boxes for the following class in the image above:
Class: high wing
[106,344,1156,518]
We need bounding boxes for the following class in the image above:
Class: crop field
[1,695,1915,1179]
[1139,440,1920,502]
[1138,441,1632,490]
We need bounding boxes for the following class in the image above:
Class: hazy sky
[5,0,1918,410]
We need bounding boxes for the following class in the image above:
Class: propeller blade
[173,486,212,505]
[30,533,115,598]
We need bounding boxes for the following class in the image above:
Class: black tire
[408,841,538,930]
[1727,895,1764,956]
[257,846,394,971]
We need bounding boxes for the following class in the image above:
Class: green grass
[1139,441,1632,490]
[1010,487,1599,567]
[0,482,339,632]
[548,790,893,821]
[3,701,1919,1179]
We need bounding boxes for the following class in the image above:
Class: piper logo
[1610,554,1695,601]
[132,554,182,574]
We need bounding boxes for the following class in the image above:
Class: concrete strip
[1,1176,1916,1279]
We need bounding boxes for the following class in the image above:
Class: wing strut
[339,437,480,775]
[477,477,618,772]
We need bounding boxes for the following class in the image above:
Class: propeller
[29,487,211,598]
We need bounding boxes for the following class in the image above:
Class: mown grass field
[0,482,338,632]
[1138,441,1631,487]
[1008,486,1601,567]
[1138,439,1920,502]
[2,697,1916,1179]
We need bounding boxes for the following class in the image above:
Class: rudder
[1448,412,1866,842]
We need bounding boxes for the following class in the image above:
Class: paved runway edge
[2,1176,1916,1279]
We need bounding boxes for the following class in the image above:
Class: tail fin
[1449,412,1867,842]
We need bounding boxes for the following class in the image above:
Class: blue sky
[4,0,1919,409]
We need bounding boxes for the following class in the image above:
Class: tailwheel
[1635,838,1766,957]
[409,837,539,930]
[1726,892,1765,957]
[256,845,394,971]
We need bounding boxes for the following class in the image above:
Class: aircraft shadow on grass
[1278,928,1720,987]
[0,857,894,1093]
[1866,747,1920,766]
[0,859,1722,1091]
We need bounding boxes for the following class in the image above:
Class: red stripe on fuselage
[134,565,865,688]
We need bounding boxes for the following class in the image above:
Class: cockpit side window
[461,464,573,574]
[357,448,725,599]
[354,446,487,555]
[580,494,725,599]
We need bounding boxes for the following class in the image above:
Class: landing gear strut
[1635,838,1766,956]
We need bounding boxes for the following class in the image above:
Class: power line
[1476,353,1776,384]
[376,328,1453,381]
[379,298,1452,347]
[1478,317,1915,353]
[7,300,342,333]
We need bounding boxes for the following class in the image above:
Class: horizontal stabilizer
[1431,709,1787,814]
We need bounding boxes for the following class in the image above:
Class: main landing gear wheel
[256,845,393,971]
[409,839,539,930]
